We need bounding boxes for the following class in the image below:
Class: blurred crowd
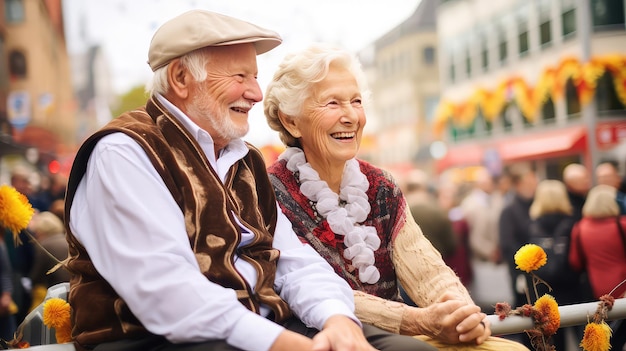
[1,166,70,341]
[403,160,626,350]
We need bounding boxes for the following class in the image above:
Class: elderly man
[63,10,431,351]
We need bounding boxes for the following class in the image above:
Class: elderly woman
[264,43,529,351]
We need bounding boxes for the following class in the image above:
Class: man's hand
[312,315,378,351]
[269,330,315,351]
[402,292,490,345]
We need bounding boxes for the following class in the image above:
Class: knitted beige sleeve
[392,204,473,307]
[353,290,406,334]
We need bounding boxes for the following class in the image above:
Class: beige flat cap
[148,10,282,71]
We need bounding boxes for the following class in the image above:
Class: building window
[448,50,456,83]
[595,71,624,113]
[9,50,27,79]
[465,49,471,78]
[517,4,530,57]
[449,63,456,83]
[479,31,489,71]
[561,0,577,38]
[423,46,435,64]
[539,0,552,47]
[592,0,625,29]
[496,17,509,65]
[542,98,556,123]
[501,104,514,132]
[565,79,581,117]
[5,0,24,22]
[498,40,508,64]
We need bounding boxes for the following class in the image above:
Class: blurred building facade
[358,0,440,182]
[433,0,626,180]
[0,0,77,176]
[70,43,114,142]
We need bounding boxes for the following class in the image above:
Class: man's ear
[166,59,189,99]
[278,111,301,138]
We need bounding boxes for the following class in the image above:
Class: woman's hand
[270,315,378,351]
[402,292,490,344]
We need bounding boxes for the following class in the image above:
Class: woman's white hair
[264,43,371,147]
[146,47,214,96]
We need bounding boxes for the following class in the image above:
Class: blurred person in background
[460,168,511,314]
[48,199,65,223]
[28,173,67,215]
[498,163,538,348]
[437,182,472,289]
[569,184,626,350]
[0,239,16,341]
[494,169,514,206]
[5,168,36,328]
[562,163,591,222]
[527,179,585,351]
[27,211,70,312]
[266,43,529,350]
[405,170,458,270]
[595,160,626,215]
[596,160,622,188]
[10,167,47,212]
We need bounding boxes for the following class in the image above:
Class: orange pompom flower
[43,298,72,343]
[580,321,612,351]
[514,244,547,273]
[0,185,35,241]
[533,294,560,336]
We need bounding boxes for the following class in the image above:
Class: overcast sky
[62,0,421,145]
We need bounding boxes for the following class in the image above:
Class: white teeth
[331,132,355,139]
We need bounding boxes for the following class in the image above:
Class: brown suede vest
[64,97,291,347]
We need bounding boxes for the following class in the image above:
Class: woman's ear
[166,59,189,99]
[278,111,301,138]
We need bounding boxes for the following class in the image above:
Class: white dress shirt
[69,95,357,351]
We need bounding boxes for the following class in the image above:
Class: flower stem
[532,275,540,301]
[23,229,62,265]
[608,278,626,297]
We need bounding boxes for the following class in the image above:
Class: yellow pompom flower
[534,294,560,336]
[0,185,35,241]
[514,244,547,273]
[43,298,72,344]
[580,321,612,351]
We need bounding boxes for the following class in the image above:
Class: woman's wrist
[399,305,423,336]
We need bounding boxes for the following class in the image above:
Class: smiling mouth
[231,107,249,114]
[331,132,356,140]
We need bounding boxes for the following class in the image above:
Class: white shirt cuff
[301,298,361,329]
[226,313,285,351]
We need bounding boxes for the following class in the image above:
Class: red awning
[435,126,588,173]
[435,143,484,173]
[497,126,587,161]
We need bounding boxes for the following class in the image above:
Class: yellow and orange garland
[433,54,626,136]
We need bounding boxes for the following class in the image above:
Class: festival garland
[433,54,626,136]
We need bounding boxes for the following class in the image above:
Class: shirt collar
[154,93,249,179]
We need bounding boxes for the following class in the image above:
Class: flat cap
[148,10,282,71]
